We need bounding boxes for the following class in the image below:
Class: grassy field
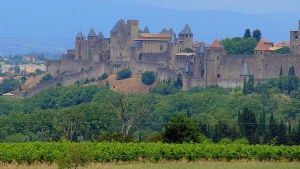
[2,161,300,169]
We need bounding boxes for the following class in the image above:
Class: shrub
[142,71,155,86]
[98,73,108,81]
[219,138,233,144]
[40,74,53,83]
[116,69,132,80]
[234,138,249,144]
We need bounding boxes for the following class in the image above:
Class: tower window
[217,74,221,78]
[160,45,163,51]
[139,54,142,60]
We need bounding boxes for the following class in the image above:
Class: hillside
[100,74,155,94]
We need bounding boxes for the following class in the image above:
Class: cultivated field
[2,161,300,169]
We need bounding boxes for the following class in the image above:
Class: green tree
[273,47,291,54]
[243,29,251,39]
[252,29,262,41]
[240,108,258,144]
[247,75,255,94]
[221,37,258,55]
[277,121,287,145]
[141,71,155,86]
[163,114,198,143]
[174,73,183,89]
[116,69,132,80]
[268,112,278,143]
[242,77,248,95]
[182,48,194,53]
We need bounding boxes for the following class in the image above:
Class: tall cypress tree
[278,65,283,92]
[269,113,278,142]
[243,77,248,95]
[247,75,255,94]
[277,120,287,145]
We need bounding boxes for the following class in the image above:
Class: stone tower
[178,24,193,51]
[75,31,85,60]
[87,28,97,60]
[167,33,179,69]
[206,39,223,86]
[290,20,300,54]
[127,20,139,44]
[182,61,192,90]
[194,42,206,78]
[240,62,253,88]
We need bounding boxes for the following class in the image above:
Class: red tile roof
[211,39,221,48]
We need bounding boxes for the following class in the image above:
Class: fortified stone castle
[43,19,300,92]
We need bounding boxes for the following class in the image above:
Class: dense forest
[0,69,300,145]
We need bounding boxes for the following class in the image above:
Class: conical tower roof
[168,33,178,44]
[196,42,206,54]
[88,28,97,37]
[111,19,126,32]
[168,28,174,34]
[160,28,168,34]
[211,39,221,48]
[143,26,150,33]
[240,63,252,76]
[76,31,85,38]
[185,61,191,73]
[98,32,105,39]
[179,24,193,35]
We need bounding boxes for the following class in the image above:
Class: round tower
[194,42,206,78]
[167,33,179,69]
[182,61,192,90]
[75,31,85,60]
[240,62,253,88]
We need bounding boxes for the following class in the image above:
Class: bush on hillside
[116,69,132,80]
[141,71,155,86]
[98,73,108,81]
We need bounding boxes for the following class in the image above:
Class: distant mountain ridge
[0,0,298,57]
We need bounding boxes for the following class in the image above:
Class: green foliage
[0,78,20,95]
[0,142,299,164]
[56,144,94,169]
[98,73,108,81]
[141,71,155,86]
[252,29,262,41]
[243,29,251,39]
[221,37,258,55]
[174,73,183,89]
[40,74,53,83]
[116,69,132,80]
[240,108,258,144]
[35,68,45,75]
[182,48,195,53]
[273,47,292,54]
[151,82,178,95]
[163,114,199,143]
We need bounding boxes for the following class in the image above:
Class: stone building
[45,19,300,91]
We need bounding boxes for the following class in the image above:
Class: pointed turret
[88,28,97,37]
[76,31,85,39]
[143,26,150,33]
[168,33,178,44]
[160,28,168,34]
[240,63,252,76]
[98,32,105,39]
[185,61,191,73]
[179,24,193,35]
[196,42,206,54]
[168,28,174,34]
[111,19,126,33]
[211,39,221,48]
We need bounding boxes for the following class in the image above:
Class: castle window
[120,53,122,56]
[160,45,163,51]
[186,35,188,37]
[217,74,221,78]
[139,54,142,60]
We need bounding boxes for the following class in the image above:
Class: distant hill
[0,0,298,56]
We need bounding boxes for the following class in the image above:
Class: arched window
[139,54,142,60]
[217,74,221,78]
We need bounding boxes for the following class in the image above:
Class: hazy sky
[113,0,300,14]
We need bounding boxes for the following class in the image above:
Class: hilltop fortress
[42,19,300,93]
